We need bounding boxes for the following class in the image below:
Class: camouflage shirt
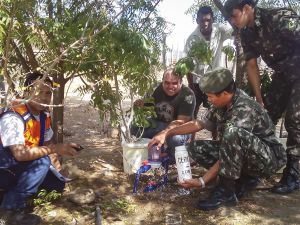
[201,89,281,147]
[241,7,300,68]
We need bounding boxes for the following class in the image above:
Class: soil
[35,87,300,225]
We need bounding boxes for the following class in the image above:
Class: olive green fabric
[199,68,233,93]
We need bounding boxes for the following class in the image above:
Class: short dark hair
[163,68,183,82]
[197,6,214,19]
[215,80,236,96]
[225,0,255,16]
[24,71,53,88]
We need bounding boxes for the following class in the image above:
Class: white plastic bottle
[175,145,192,183]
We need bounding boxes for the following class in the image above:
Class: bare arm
[246,58,264,105]
[179,160,220,188]
[44,140,63,171]
[148,117,202,149]
[167,119,203,137]
[10,143,79,162]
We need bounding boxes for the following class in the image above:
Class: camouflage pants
[266,57,300,156]
[188,127,286,180]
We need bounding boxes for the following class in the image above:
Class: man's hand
[178,178,201,188]
[52,143,80,157]
[148,132,167,149]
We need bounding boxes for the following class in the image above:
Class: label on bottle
[175,146,192,183]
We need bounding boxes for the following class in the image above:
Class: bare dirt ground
[34,88,300,225]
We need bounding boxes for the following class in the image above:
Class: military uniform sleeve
[200,109,217,131]
[227,104,257,132]
[273,9,300,43]
[241,29,260,61]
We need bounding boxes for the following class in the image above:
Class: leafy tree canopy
[0,0,168,142]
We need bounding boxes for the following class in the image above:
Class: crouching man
[0,72,80,224]
[132,68,196,160]
[149,68,286,210]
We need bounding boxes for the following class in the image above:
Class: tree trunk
[52,72,65,143]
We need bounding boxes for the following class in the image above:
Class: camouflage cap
[199,68,234,93]
[224,0,255,15]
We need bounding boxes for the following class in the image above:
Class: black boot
[197,176,238,211]
[235,175,260,199]
[271,155,300,194]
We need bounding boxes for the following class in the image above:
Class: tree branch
[137,0,162,30]
[10,40,31,72]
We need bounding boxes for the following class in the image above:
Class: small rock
[68,188,96,205]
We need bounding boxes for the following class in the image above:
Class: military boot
[235,174,260,199]
[271,154,300,194]
[197,176,238,211]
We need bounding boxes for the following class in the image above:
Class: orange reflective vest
[9,104,52,147]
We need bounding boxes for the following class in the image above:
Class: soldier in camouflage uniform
[149,68,286,210]
[225,0,300,194]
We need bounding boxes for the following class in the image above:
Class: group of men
[0,0,299,223]
[138,0,300,211]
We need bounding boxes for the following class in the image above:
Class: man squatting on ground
[224,0,300,194]
[131,68,196,160]
[185,6,233,117]
[0,72,80,224]
[149,68,287,210]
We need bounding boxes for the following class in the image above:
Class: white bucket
[122,138,150,174]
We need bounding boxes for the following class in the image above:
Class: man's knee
[31,156,51,175]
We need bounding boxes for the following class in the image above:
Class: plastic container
[175,145,192,183]
[148,145,161,161]
[122,138,150,174]
[149,161,162,169]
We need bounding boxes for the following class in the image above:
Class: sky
[158,0,197,52]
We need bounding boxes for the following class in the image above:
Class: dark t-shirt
[152,84,196,123]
